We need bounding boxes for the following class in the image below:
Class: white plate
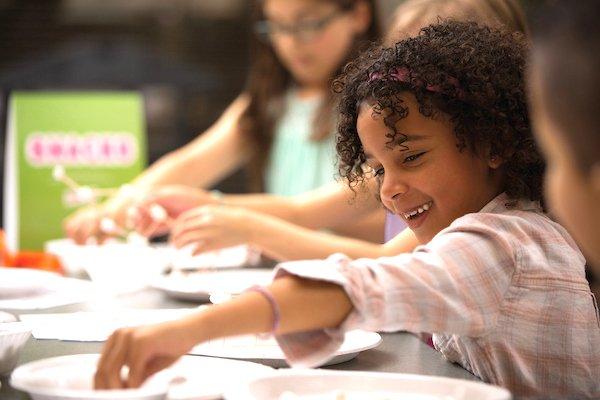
[190,330,382,368]
[224,369,512,400]
[0,268,61,299]
[11,354,171,400]
[151,269,273,302]
[11,354,273,400]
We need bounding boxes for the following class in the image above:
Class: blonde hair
[386,0,526,42]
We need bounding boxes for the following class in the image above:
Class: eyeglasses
[254,8,349,42]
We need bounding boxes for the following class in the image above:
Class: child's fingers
[192,239,227,255]
[73,220,99,245]
[176,205,219,224]
[126,340,152,389]
[141,220,170,238]
[171,229,213,250]
[171,213,215,239]
[94,330,118,389]
[95,329,130,389]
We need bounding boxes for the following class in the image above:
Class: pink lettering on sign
[25,132,138,166]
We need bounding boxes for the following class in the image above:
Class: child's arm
[133,179,385,243]
[223,180,385,242]
[64,95,251,243]
[94,275,352,389]
[170,205,416,260]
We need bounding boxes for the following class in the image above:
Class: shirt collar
[479,192,543,214]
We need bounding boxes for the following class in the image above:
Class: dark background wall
[0,0,254,229]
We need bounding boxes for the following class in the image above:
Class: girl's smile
[398,200,433,229]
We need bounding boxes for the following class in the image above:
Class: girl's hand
[131,185,219,238]
[170,205,258,254]
[64,204,108,244]
[63,190,140,244]
[94,318,197,389]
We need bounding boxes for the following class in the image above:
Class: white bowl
[45,239,170,290]
[10,354,170,400]
[224,369,512,400]
[0,322,32,375]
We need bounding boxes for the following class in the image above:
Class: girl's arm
[64,95,251,243]
[124,94,251,192]
[220,179,387,242]
[134,180,386,243]
[171,204,417,261]
[248,216,417,260]
[95,275,352,389]
[221,180,380,229]
[217,178,387,244]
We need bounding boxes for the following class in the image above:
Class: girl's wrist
[242,210,267,246]
[185,309,216,345]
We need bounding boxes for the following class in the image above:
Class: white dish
[0,322,32,375]
[151,269,273,302]
[224,369,512,400]
[0,267,60,299]
[45,239,170,283]
[11,354,170,400]
[169,244,261,271]
[190,330,382,368]
[11,353,273,400]
[165,356,273,400]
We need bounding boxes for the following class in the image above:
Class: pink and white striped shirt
[273,193,600,398]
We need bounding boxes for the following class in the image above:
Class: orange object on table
[0,229,14,266]
[0,229,64,274]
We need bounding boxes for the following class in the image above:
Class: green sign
[4,92,147,250]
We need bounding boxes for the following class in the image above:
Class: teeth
[402,202,432,220]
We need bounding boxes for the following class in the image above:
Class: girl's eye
[373,167,385,177]
[404,152,425,164]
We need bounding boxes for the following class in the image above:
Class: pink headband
[369,67,465,99]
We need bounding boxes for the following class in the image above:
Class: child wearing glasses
[129,0,528,262]
[95,21,600,398]
[64,0,383,244]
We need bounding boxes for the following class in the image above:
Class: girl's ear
[351,1,372,35]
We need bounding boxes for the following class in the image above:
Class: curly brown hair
[334,20,545,203]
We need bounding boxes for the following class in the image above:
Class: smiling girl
[95,21,600,398]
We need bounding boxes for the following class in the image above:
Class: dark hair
[240,0,381,191]
[530,0,600,172]
[334,20,544,203]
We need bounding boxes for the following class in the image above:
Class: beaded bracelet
[246,285,281,334]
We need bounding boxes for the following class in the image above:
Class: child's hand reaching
[131,185,220,238]
[170,204,259,254]
[94,318,198,390]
